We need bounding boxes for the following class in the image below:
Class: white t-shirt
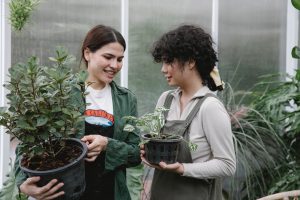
[85,84,114,127]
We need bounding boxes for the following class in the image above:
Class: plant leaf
[291,46,300,59]
[123,124,135,132]
[36,117,48,127]
[292,0,300,10]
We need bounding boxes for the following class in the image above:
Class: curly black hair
[151,24,220,91]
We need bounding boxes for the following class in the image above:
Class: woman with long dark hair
[17,25,141,200]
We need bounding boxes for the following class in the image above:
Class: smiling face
[84,42,124,89]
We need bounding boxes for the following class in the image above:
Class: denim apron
[150,92,222,200]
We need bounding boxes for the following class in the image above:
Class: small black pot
[20,138,87,200]
[141,134,182,165]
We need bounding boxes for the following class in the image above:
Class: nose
[110,59,120,69]
[161,63,168,73]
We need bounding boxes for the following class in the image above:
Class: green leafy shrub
[249,70,300,194]
[220,84,288,200]
[9,0,40,31]
[0,47,87,160]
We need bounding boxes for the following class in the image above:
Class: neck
[180,77,203,99]
[86,77,106,90]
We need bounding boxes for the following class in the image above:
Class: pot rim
[141,133,183,143]
[20,138,87,175]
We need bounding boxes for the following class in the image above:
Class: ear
[84,48,91,62]
[188,60,196,70]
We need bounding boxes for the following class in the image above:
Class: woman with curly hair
[141,25,236,200]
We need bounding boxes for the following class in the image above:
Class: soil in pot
[20,138,87,200]
[142,134,182,165]
[21,142,81,170]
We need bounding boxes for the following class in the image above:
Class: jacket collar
[109,81,128,95]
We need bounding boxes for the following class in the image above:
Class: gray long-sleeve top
[156,86,236,179]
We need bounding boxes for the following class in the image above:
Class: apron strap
[162,91,218,133]
[162,90,175,118]
[183,93,218,129]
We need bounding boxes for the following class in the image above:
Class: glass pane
[129,0,212,115]
[12,0,121,83]
[219,0,287,91]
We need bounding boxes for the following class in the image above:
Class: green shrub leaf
[291,46,300,59]
[292,0,300,10]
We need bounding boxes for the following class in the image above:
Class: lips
[104,68,116,79]
[165,76,171,81]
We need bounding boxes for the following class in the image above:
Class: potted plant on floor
[123,107,197,165]
[0,47,88,200]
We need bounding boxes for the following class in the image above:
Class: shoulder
[201,95,229,116]
[110,81,136,99]
[156,89,175,108]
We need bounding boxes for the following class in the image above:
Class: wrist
[178,163,184,175]
[18,186,29,199]
[103,136,109,150]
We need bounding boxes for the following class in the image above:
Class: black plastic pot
[141,134,182,165]
[20,138,87,200]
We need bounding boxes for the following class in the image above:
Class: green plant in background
[222,2,300,197]
[219,84,288,200]
[246,1,300,194]
[0,47,87,160]
[249,69,300,194]
[0,159,19,200]
[9,0,40,31]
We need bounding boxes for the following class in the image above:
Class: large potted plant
[0,47,88,200]
[123,107,197,165]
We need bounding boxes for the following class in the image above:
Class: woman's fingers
[158,162,184,174]
[42,182,65,200]
[141,157,161,169]
[39,179,59,194]
[81,135,108,152]
[42,181,64,196]
[26,176,40,184]
[85,156,97,162]
[86,151,100,158]
[44,191,65,200]
[81,135,109,162]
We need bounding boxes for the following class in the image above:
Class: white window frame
[286,0,299,77]
[212,0,219,58]
[121,0,129,88]
[0,0,11,189]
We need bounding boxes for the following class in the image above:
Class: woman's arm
[105,96,141,170]
[182,97,236,179]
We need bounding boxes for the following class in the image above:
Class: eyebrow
[103,53,124,59]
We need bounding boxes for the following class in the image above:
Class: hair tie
[210,66,225,91]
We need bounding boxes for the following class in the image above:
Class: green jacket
[14,81,141,200]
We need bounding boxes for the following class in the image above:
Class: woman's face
[84,42,124,89]
[161,60,189,87]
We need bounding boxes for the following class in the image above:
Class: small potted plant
[123,107,197,165]
[0,47,88,200]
